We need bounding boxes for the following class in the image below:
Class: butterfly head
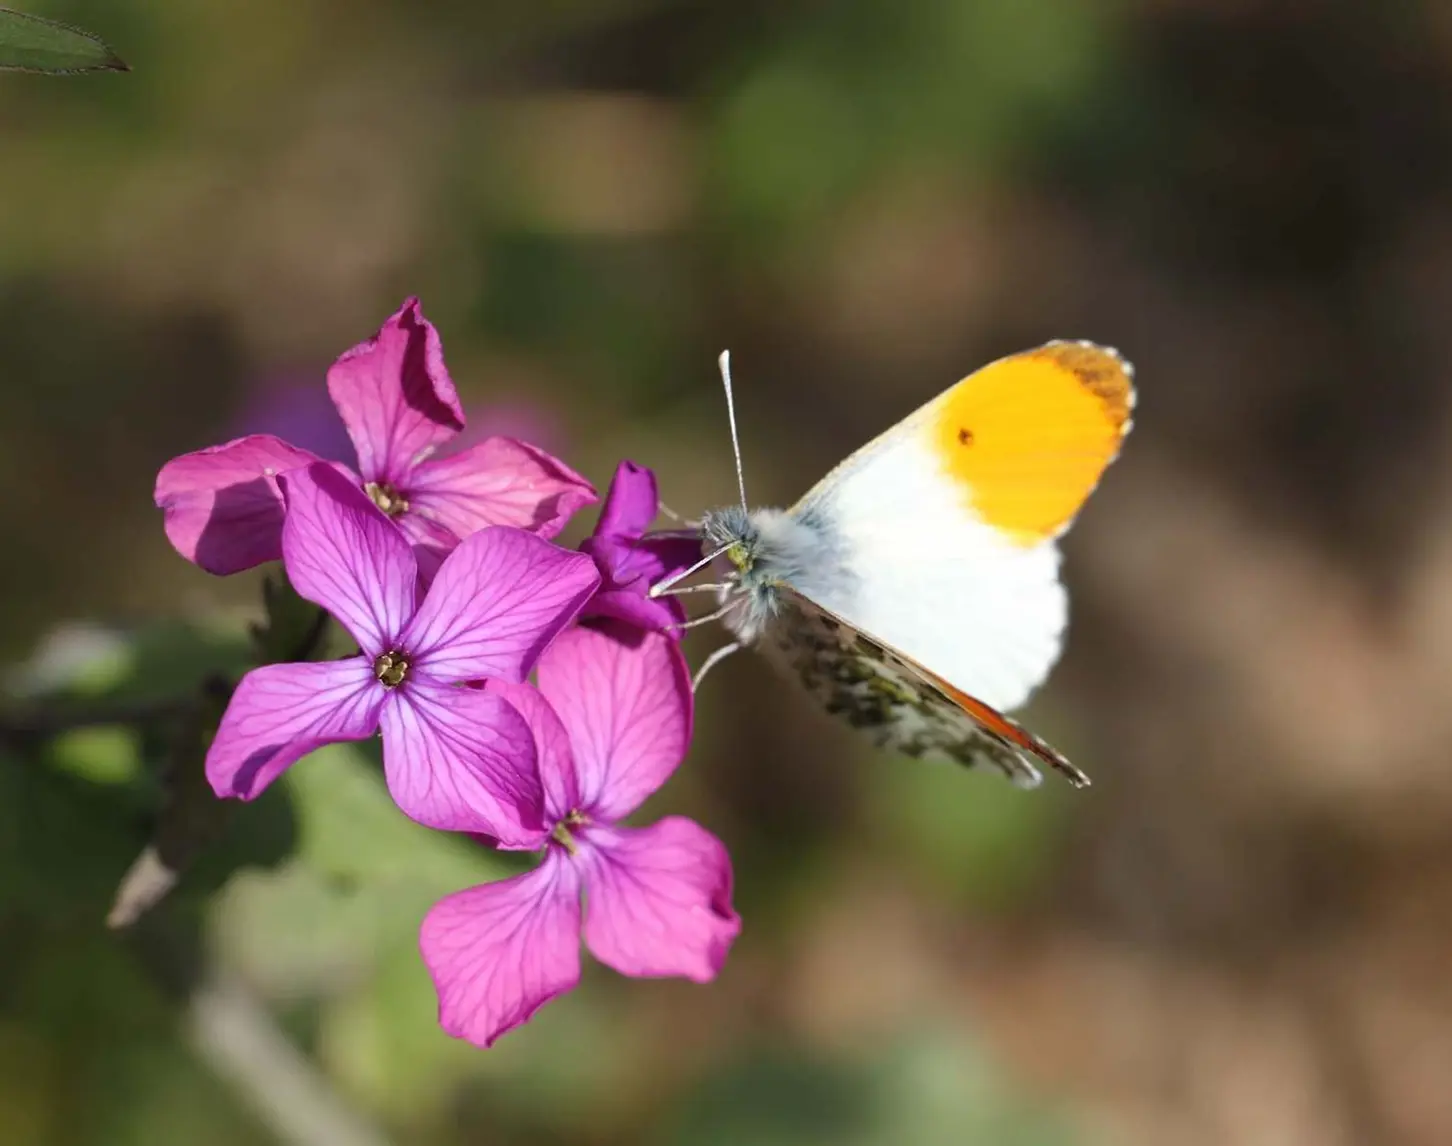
[697,505,786,641]
[697,504,852,645]
[701,505,758,575]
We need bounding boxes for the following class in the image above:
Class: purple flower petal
[380,680,545,845]
[393,510,463,587]
[594,460,660,539]
[155,435,320,575]
[577,461,701,636]
[579,530,696,633]
[278,463,417,657]
[536,622,692,822]
[631,531,707,588]
[581,817,739,981]
[486,681,579,822]
[401,528,600,684]
[583,532,701,589]
[582,586,685,633]
[421,851,582,1048]
[205,659,383,800]
[326,298,464,487]
[406,437,598,544]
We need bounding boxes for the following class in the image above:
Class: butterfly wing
[783,340,1133,713]
[760,585,1087,788]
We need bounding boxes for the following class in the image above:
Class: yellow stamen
[365,481,409,517]
[372,650,410,688]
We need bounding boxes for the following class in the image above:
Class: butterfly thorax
[699,504,854,644]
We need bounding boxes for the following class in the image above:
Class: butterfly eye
[726,542,751,572]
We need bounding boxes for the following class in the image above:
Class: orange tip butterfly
[656,342,1134,788]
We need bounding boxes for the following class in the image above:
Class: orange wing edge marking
[929,672,1092,789]
[779,585,1092,789]
[906,656,1091,790]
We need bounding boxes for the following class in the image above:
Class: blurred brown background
[5,0,1452,1144]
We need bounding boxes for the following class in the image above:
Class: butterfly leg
[664,596,745,634]
[656,502,702,529]
[692,641,743,692]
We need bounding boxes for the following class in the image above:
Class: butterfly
[657,340,1134,789]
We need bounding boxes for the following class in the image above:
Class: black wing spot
[957,427,974,446]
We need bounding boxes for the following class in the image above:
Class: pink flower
[578,461,702,635]
[420,621,740,1047]
[156,298,597,578]
[205,462,600,845]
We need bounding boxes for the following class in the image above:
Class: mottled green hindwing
[760,588,1090,789]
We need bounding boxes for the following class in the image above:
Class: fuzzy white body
[702,413,1067,714]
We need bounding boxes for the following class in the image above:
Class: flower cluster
[156,297,597,581]
[158,299,739,1046]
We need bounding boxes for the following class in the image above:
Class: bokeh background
[6,0,1452,1143]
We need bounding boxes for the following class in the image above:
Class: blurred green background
[7,1,1452,1144]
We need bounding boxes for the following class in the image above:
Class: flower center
[549,809,589,855]
[372,650,411,688]
[365,481,409,517]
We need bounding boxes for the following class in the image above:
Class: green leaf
[866,741,1071,912]
[251,571,334,665]
[0,8,128,74]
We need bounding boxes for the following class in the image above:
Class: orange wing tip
[932,340,1135,543]
[1036,340,1136,430]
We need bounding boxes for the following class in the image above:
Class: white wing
[788,430,1066,712]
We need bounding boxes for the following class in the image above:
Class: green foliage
[0,8,126,73]
[657,1032,1074,1146]
[0,735,280,1144]
[49,724,141,785]
[252,572,334,665]
[1,621,296,921]
[706,0,1110,245]
[867,740,1073,912]
[475,231,689,404]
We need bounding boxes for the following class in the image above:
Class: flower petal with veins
[381,680,545,845]
[581,818,740,982]
[421,851,582,1048]
[402,527,599,684]
[407,437,597,544]
[485,680,580,824]
[536,622,691,821]
[155,434,320,575]
[327,297,464,486]
[205,659,383,800]
[278,463,417,656]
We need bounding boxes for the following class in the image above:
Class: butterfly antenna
[719,350,749,512]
